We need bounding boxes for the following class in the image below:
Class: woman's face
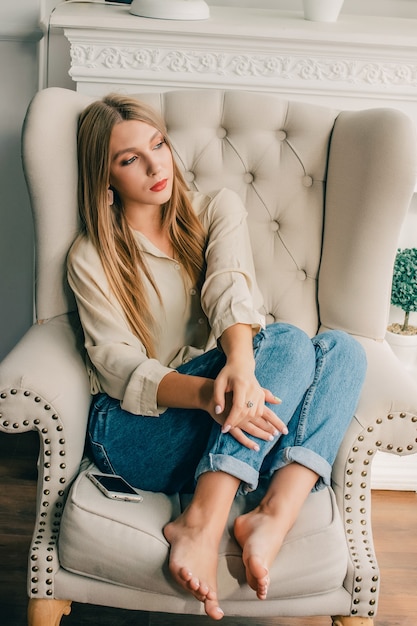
[108,119,174,215]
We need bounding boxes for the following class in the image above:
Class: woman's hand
[209,360,287,450]
[209,323,288,450]
[158,324,288,451]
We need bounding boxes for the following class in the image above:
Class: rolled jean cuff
[268,446,332,493]
[195,453,260,496]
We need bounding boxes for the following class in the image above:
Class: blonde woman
[68,94,366,620]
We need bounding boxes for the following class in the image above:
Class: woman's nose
[147,157,162,176]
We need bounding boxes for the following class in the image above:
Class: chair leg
[332,617,374,626]
[28,598,72,626]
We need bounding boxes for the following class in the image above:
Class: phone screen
[91,474,138,495]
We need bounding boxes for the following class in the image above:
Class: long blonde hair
[73,94,206,358]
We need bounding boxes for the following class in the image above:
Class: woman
[67,94,367,621]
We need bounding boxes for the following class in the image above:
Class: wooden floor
[1,431,416,626]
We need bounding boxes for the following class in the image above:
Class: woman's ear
[108,188,114,206]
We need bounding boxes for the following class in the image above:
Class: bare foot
[163,516,224,620]
[233,507,285,600]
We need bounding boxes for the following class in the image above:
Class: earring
[107,188,114,205]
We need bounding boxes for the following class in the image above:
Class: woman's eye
[122,156,137,166]
[154,140,165,150]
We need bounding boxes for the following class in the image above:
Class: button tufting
[277,130,287,141]
[297,270,307,281]
[244,172,254,184]
[184,171,195,183]
[303,175,313,187]
[217,127,227,139]
[270,220,279,232]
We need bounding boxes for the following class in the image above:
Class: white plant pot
[385,329,417,372]
[302,0,344,22]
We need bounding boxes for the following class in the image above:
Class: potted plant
[386,247,417,370]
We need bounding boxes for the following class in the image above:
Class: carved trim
[70,44,417,89]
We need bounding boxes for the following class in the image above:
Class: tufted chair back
[24,88,415,340]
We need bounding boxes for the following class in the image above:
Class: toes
[244,556,270,599]
[178,567,193,583]
[197,580,209,595]
[177,567,211,602]
[178,568,200,591]
[256,576,269,600]
[205,597,224,621]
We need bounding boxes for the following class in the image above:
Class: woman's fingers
[228,426,261,451]
[262,406,288,435]
[263,388,282,405]
[221,397,287,436]
[239,412,287,441]
[222,408,288,449]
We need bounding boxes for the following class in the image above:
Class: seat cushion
[59,464,348,600]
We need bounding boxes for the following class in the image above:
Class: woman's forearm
[157,324,254,411]
[157,371,214,412]
[219,323,255,365]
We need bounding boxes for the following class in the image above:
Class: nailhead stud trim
[343,410,416,617]
[0,388,69,599]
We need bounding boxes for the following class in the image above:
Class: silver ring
[246,400,254,408]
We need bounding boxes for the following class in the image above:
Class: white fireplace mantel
[49,1,417,490]
[50,3,417,115]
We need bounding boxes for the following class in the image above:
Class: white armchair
[1,87,416,626]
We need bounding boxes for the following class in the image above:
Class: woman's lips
[150,179,168,192]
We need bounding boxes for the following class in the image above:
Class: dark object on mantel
[105,0,132,4]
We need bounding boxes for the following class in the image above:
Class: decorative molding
[70,43,417,91]
[51,3,417,102]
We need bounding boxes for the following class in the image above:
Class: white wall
[0,1,42,360]
[0,0,71,361]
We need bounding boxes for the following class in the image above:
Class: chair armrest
[0,313,91,598]
[0,313,91,475]
[334,335,417,483]
[331,335,417,618]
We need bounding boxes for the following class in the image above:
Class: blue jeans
[88,323,366,496]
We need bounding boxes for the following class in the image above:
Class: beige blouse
[67,188,265,416]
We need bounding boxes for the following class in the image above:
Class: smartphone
[87,472,144,502]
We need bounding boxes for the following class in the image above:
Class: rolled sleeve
[121,358,173,416]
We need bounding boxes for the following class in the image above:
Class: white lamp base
[130,0,210,20]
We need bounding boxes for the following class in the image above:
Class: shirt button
[174,263,181,270]
[198,318,205,325]
[190,288,197,296]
